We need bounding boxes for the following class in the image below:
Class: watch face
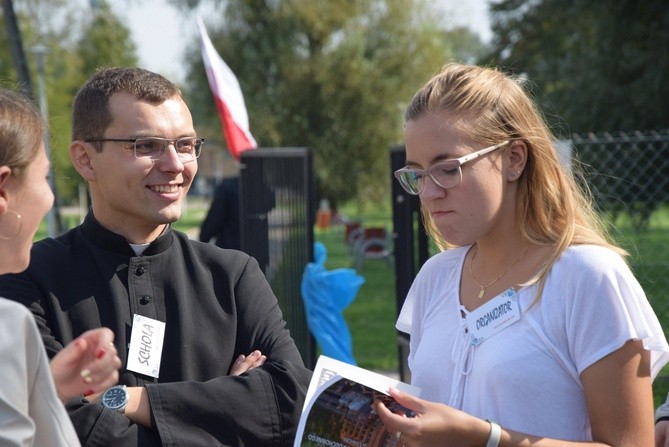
[103,387,127,409]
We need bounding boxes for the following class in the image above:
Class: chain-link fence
[571,130,669,380]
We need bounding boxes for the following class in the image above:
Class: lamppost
[30,44,62,237]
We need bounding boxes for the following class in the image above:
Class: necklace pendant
[478,288,486,299]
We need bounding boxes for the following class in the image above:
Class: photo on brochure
[294,356,420,447]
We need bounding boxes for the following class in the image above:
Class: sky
[112,0,491,84]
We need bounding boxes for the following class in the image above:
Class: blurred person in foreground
[0,67,310,446]
[0,89,121,446]
[374,63,669,447]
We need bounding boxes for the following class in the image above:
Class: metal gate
[239,148,316,368]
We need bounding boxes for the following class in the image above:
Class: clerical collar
[81,212,174,256]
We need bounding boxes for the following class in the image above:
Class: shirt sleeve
[0,300,79,447]
[550,246,669,379]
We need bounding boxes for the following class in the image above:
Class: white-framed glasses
[394,141,509,195]
[85,137,204,163]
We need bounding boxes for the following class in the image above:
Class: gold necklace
[469,244,530,299]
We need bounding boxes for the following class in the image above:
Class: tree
[76,0,138,79]
[177,0,482,206]
[485,0,669,135]
[55,0,139,200]
[1,0,138,203]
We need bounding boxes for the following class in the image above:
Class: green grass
[314,226,399,371]
[316,201,400,371]
[33,201,669,405]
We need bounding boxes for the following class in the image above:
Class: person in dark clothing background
[199,176,240,250]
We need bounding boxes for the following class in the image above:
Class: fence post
[390,145,429,382]
[239,148,316,368]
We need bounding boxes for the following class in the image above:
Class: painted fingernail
[95,347,106,359]
[84,388,94,396]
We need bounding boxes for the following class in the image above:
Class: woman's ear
[507,140,528,181]
[0,166,13,214]
[70,141,97,181]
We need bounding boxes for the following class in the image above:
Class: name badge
[466,289,521,346]
[127,314,166,378]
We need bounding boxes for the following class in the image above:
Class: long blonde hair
[405,64,624,294]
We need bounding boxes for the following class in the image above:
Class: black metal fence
[239,148,316,368]
[390,146,428,382]
[573,130,669,230]
[572,131,669,353]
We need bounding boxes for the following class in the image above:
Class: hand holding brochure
[294,355,420,447]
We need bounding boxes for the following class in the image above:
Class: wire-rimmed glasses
[394,141,509,195]
[85,137,204,163]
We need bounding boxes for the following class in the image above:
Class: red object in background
[344,221,362,244]
[316,209,332,229]
[362,227,387,253]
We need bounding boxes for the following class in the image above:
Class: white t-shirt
[0,298,80,447]
[397,244,669,441]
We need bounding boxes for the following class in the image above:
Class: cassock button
[140,295,151,305]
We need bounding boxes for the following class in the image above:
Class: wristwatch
[101,385,129,413]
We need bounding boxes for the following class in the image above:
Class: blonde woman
[374,64,669,447]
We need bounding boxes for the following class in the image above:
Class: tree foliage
[76,2,138,78]
[485,0,669,135]
[180,0,473,206]
[1,0,138,202]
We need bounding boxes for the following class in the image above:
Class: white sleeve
[548,246,669,379]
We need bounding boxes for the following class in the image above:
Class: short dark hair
[71,67,182,145]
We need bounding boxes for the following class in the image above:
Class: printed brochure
[294,355,420,447]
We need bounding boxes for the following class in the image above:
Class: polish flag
[197,17,257,160]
